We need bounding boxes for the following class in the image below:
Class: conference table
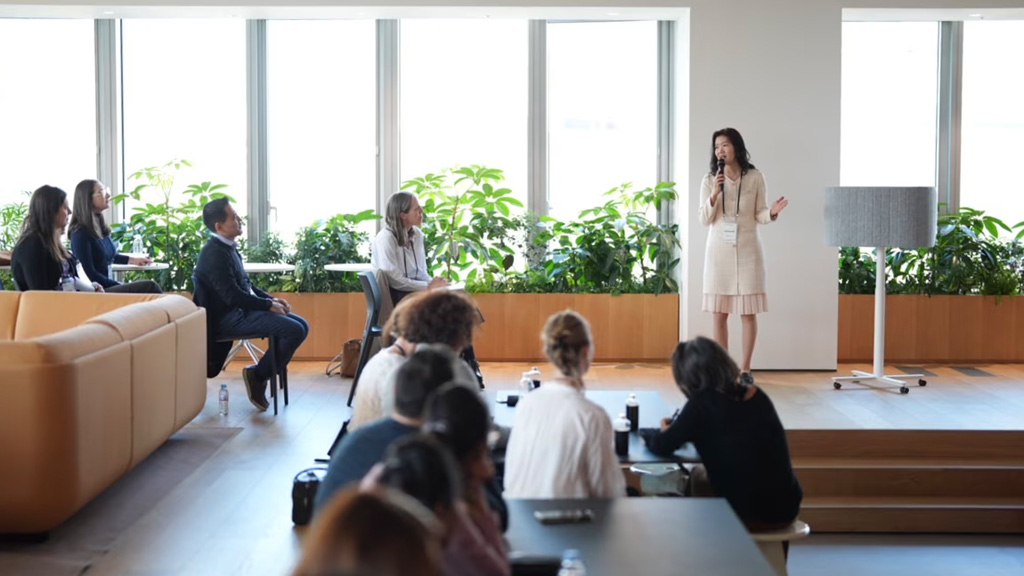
[506,498,777,576]
[488,389,699,464]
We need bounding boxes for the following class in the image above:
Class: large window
[267,20,376,240]
[840,22,939,187]
[399,20,528,207]
[960,20,1024,231]
[547,21,658,221]
[121,20,247,217]
[0,19,96,206]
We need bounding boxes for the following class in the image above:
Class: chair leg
[282,367,289,406]
[269,336,279,416]
[347,330,376,407]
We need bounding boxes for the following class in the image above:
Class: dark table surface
[506,498,777,576]
[487,389,699,463]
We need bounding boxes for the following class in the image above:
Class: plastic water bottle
[527,366,542,390]
[218,384,229,416]
[131,234,145,256]
[60,274,76,292]
[518,372,533,395]
[626,393,639,432]
[557,549,587,576]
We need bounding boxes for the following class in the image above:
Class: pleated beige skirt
[702,293,768,315]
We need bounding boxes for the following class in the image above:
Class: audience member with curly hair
[349,290,481,429]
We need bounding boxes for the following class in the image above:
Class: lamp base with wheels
[832,370,927,394]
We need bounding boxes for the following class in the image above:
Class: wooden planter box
[255,292,679,362]
[838,294,1024,363]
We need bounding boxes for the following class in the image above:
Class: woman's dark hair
[393,347,458,419]
[709,127,756,175]
[377,435,462,512]
[400,291,480,352]
[17,185,70,263]
[69,179,110,238]
[670,337,748,401]
[422,384,490,465]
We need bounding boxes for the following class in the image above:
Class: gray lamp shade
[824,186,937,249]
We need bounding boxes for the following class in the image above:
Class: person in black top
[68,179,162,294]
[193,198,308,411]
[641,336,802,530]
[11,185,104,292]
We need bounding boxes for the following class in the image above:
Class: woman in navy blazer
[68,179,162,293]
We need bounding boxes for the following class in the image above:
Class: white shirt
[348,349,408,430]
[503,381,626,499]
[371,226,430,293]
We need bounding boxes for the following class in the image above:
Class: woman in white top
[371,191,485,388]
[503,310,625,499]
[699,128,788,385]
[372,192,449,305]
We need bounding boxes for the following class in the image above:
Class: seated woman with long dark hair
[69,179,161,293]
[641,337,803,530]
[11,185,104,292]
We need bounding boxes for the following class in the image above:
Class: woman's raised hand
[770,197,789,218]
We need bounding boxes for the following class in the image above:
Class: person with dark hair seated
[367,433,509,576]
[193,197,308,411]
[11,185,105,292]
[421,385,509,576]
[314,347,457,514]
[68,179,162,293]
[641,336,803,531]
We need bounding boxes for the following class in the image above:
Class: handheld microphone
[717,158,725,192]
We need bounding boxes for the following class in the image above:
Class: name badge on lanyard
[720,175,742,246]
[722,221,738,245]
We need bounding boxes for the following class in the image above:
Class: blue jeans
[217,310,309,380]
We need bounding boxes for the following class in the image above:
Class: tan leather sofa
[0,292,207,534]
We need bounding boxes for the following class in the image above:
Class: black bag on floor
[292,467,328,526]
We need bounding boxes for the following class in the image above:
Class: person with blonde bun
[502,310,625,498]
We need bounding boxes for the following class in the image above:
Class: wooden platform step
[801,497,1024,533]
[795,465,1024,499]
[787,429,1024,461]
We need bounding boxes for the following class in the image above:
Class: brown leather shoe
[242,365,269,411]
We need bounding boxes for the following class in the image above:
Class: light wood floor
[80,361,1024,576]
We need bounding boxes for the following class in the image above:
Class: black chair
[214,333,289,415]
[347,270,384,407]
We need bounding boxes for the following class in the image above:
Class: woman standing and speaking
[699,128,788,384]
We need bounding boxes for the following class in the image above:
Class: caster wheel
[833,382,842,390]
[899,386,910,394]
[918,379,927,386]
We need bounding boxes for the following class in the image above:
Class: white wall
[679,1,840,370]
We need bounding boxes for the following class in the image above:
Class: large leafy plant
[528,182,680,295]
[838,206,1024,296]
[402,165,524,283]
[0,193,29,288]
[292,210,378,293]
[111,159,233,291]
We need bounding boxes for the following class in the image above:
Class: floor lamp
[824,186,937,394]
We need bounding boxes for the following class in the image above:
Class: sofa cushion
[13,292,164,341]
[86,301,172,341]
[148,294,199,321]
[0,323,124,366]
[0,291,20,341]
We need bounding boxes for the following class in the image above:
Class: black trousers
[106,280,163,294]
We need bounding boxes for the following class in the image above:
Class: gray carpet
[0,426,242,576]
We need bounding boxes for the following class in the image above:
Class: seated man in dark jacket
[194,198,308,411]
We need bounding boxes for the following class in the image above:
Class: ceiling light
[607,12,620,16]
[969,13,982,18]
[103,10,114,15]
